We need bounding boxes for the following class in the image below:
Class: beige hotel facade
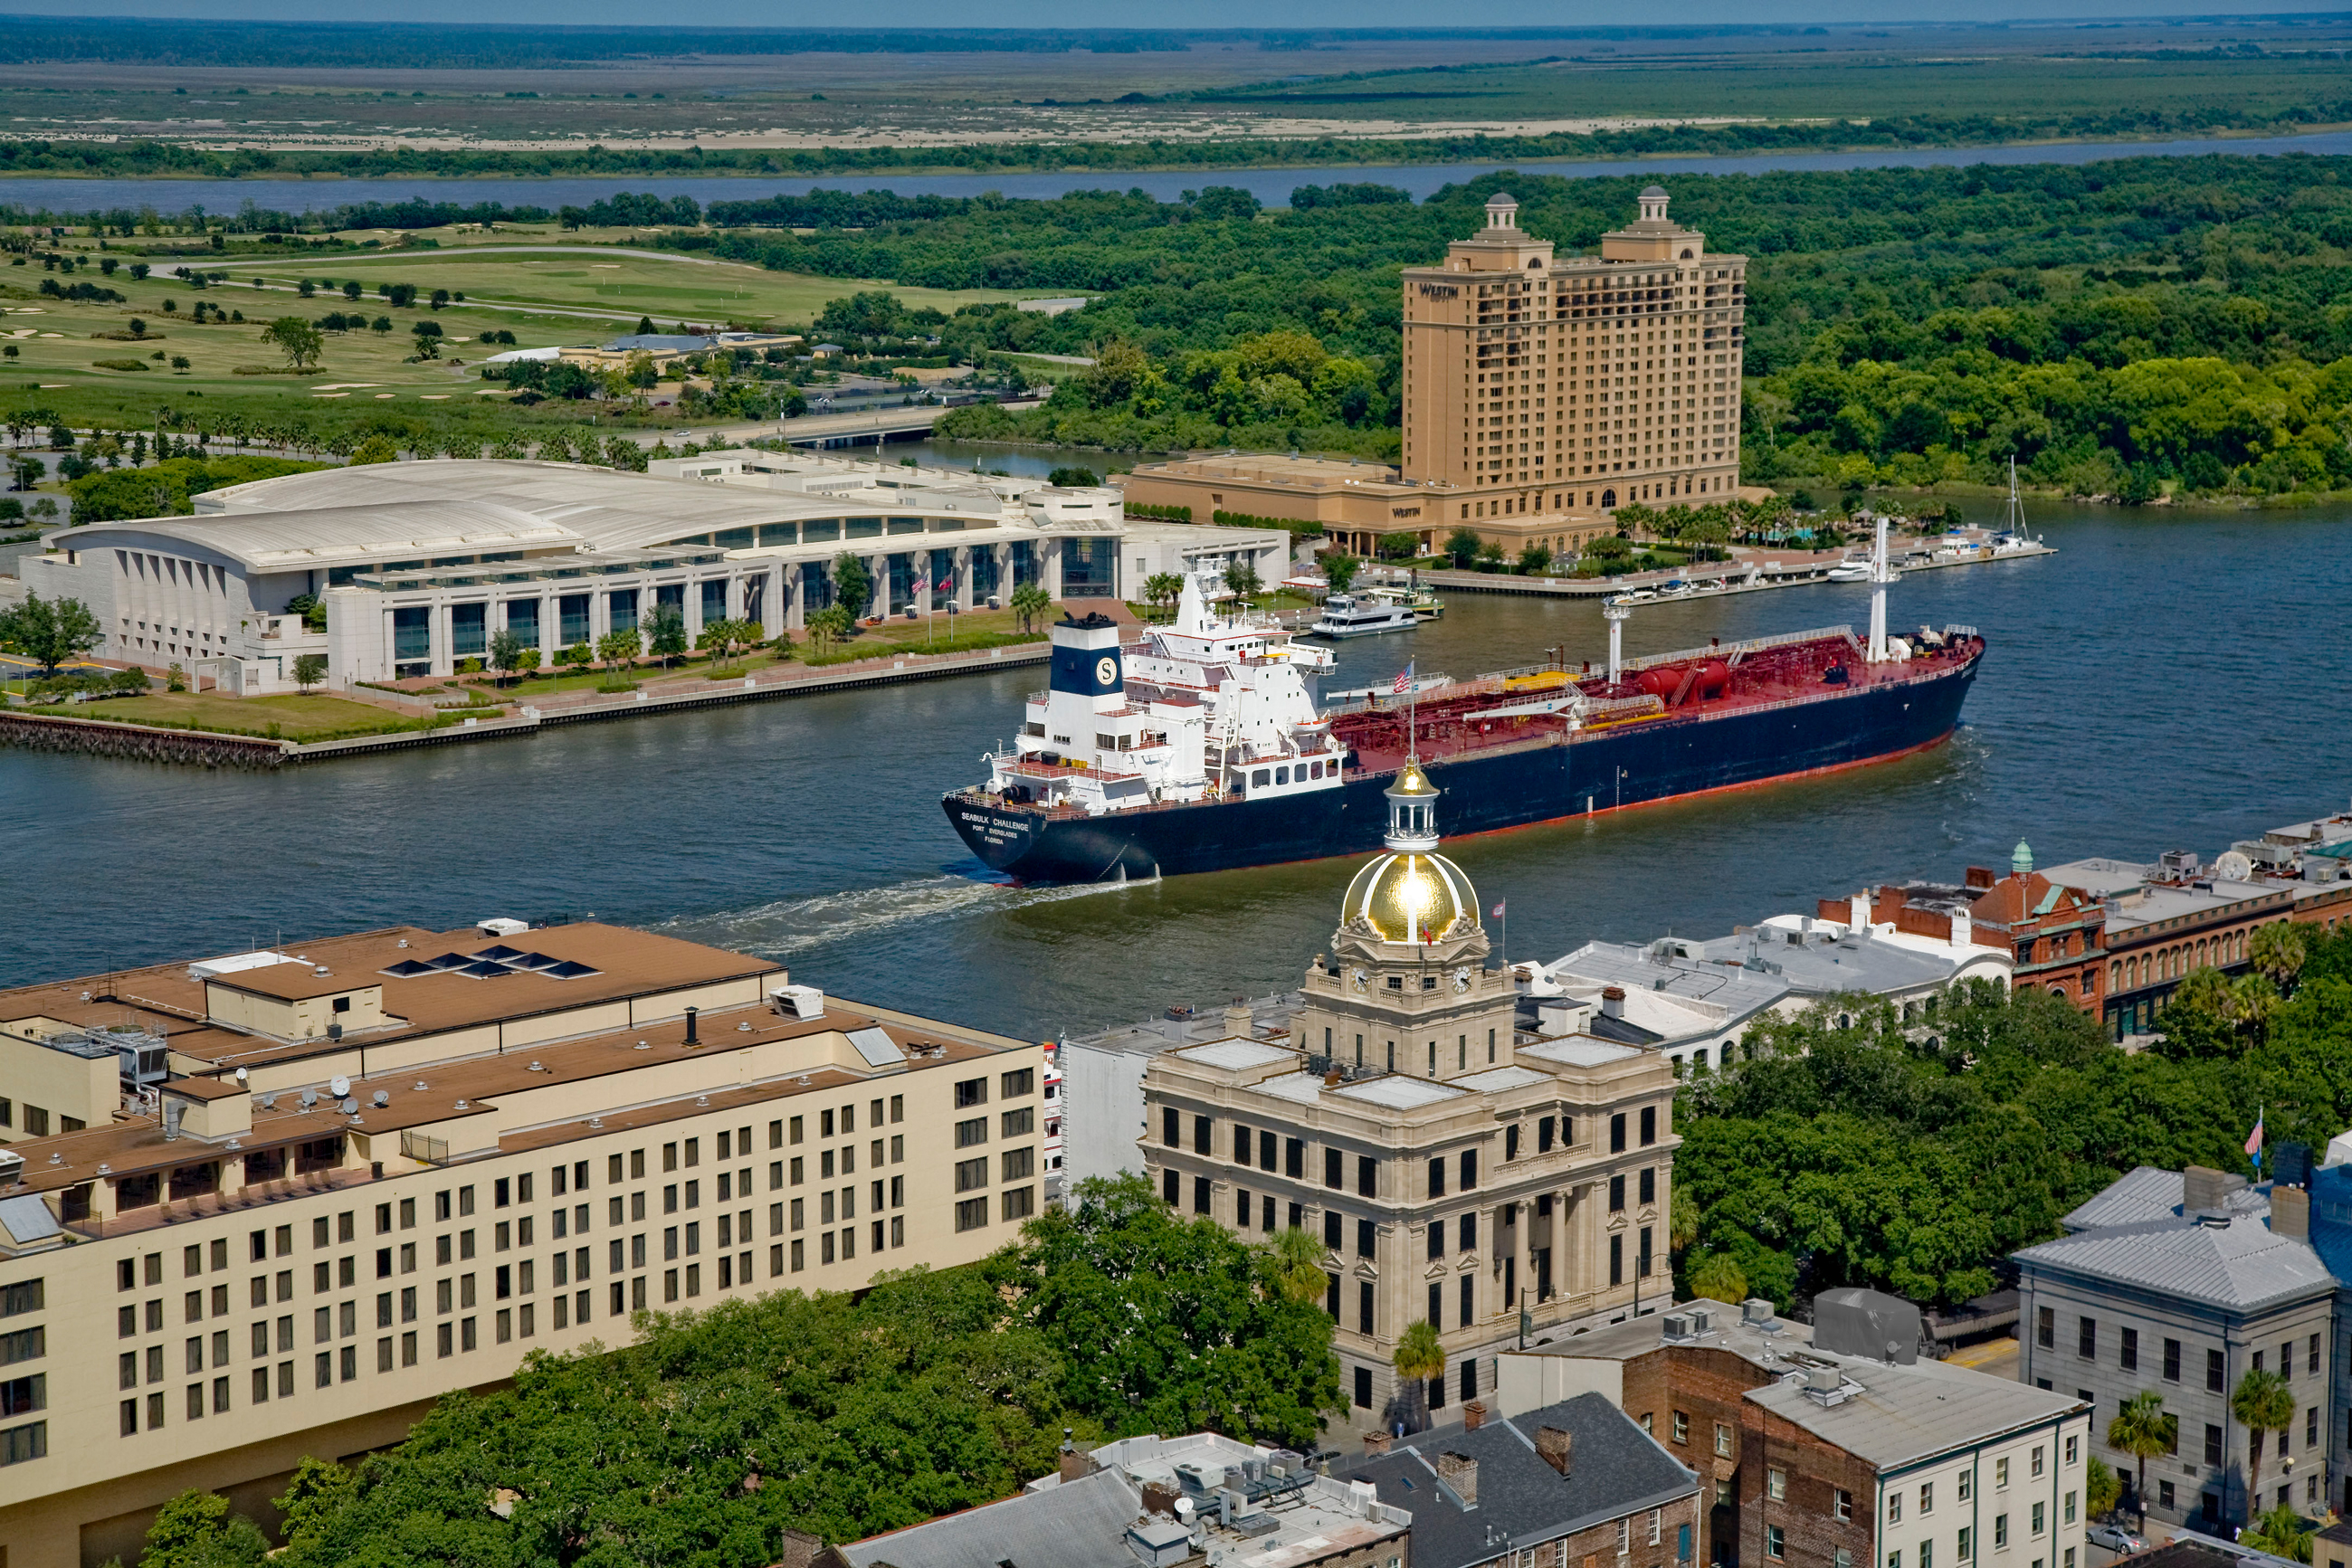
[0,923,1044,1568]
[1400,186,1747,524]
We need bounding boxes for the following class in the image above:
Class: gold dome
[1341,850,1480,945]
[1391,760,1439,798]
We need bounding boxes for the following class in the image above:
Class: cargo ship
[943,526,1984,883]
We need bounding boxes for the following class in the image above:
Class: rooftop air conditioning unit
[478,917,530,937]
[773,984,825,1021]
[0,1149,23,1186]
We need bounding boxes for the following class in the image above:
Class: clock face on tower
[1095,656,1118,688]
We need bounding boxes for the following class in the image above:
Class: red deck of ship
[1332,630,1983,774]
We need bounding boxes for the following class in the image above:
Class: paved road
[1946,1334,2019,1383]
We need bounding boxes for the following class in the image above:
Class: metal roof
[2014,1212,2334,1312]
[839,1465,1145,1568]
[1338,1393,1696,1568]
[2062,1166,2268,1232]
[1745,1350,2085,1472]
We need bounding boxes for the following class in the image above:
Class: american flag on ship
[1392,662,1415,695]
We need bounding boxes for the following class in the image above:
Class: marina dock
[1404,539,2057,600]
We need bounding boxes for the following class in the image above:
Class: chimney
[1535,1426,1573,1476]
[1463,1399,1487,1431]
[1435,1451,1479,1506]
[1950,908,1973,950]
[2271,1184,2310,1241]
[2182,1164,2234,1217]
[1224,1001,1253,1039]
[1600,987,1625,1019]
[1060,1429,1097,1483]
[683,1006,700,1045]
[1849,891,1871,931]
[776,1530,824,1568]
[1325,1068,1343,1088]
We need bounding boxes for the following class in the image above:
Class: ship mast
[1867,512,1892,662]
[2004,454,2028,537]
[1603,600,1631,685]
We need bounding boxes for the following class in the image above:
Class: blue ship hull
[944,646,1981,883]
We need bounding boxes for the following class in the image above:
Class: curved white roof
[66,499,578,571]
[75,459,1033,570]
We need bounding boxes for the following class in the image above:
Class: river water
[9,502,2351,1040]
[5,129,2352,217]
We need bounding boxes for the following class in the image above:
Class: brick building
[1493,1295,2090,1568]
[1339,1392,1700,1568]
[1819,843,2106,1015]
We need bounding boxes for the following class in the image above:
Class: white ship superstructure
[984,575,1349,818]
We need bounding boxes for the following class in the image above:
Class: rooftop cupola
[1484,193,1519,232]
[1384,760,1442,852]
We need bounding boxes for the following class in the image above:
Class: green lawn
[83,689,439,741]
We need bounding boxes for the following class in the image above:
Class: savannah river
[7,502,2350,1040]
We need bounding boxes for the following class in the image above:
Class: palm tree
[1268,1227,1328,1307]
[1393,1319,1446,1434]
[2250,920,2309,993]
[2233,1367,2295,1514]
[1141,572,1186,622]
[2107,1392,2175,1527]
[1688,1252,1747,1305]
[2243,1504,2315,1563]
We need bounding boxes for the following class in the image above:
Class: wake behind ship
[944,549,1985,884]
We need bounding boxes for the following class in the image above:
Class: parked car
[2087,1525,2146,1554]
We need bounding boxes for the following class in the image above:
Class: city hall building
[20,452,1283,689]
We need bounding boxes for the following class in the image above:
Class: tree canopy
[1673,944,2352,1308]
[136,1174,1343,1568]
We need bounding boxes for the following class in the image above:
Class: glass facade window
[886,554,916,614]
[928,548,956,601]
[713,527,755,548]
[701,580,728,623]
[653,584,685,616]
[886,518,924,536]
[1011,541,1039,587]
[392,606,431,662]
[803,519,841,544]
[505,599,541,647]
[451,603,487,659]
[607,589,639,635]
[845,518,884,541]
[802,563,834,613]
[557,594,591,647]
[973,548,1002,599]
[1062,538,1116,597]
[757,523,798,546]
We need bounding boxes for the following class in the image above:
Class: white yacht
[1308,593,1417,639]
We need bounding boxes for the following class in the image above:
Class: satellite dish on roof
[329,1076,350,1098]
[2214,851,2253,882]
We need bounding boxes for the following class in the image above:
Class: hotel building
[1399,187,1747,525]
[0,921,1043,1566]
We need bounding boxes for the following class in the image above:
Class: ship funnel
[1049,611,1127,718]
